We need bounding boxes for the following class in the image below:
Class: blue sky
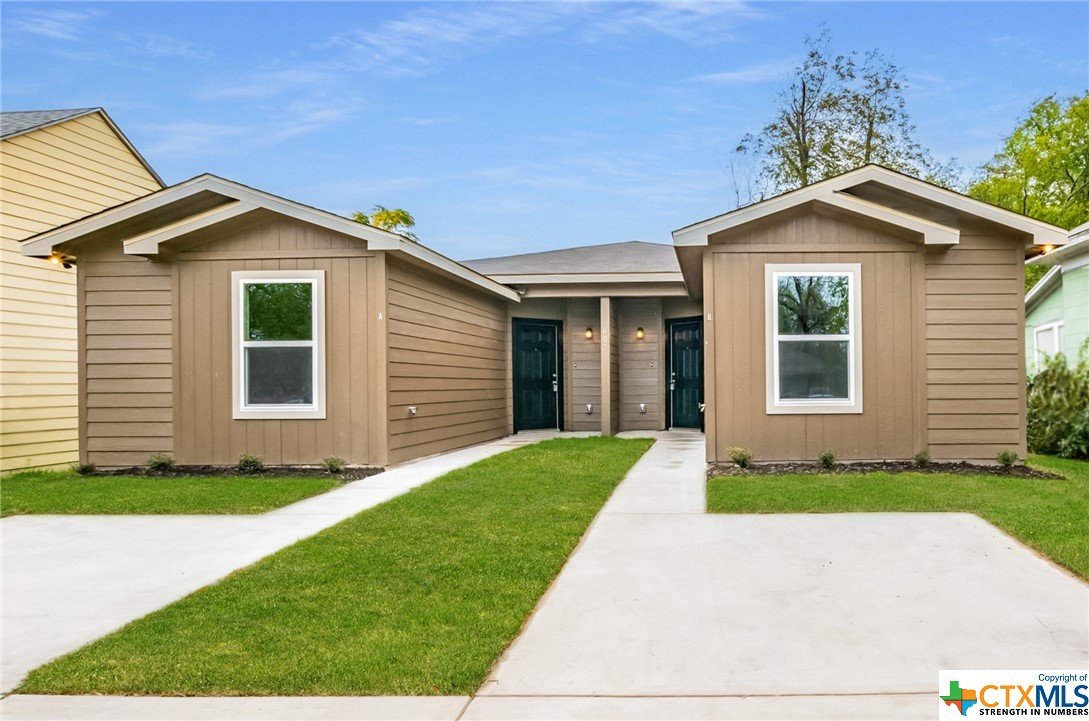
[3,2,1086,260]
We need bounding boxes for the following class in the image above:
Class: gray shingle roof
[1,108,99,139]
[463,241,679,276]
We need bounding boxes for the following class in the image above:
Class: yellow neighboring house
[1,108,163,472]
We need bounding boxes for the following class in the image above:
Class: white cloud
[125,33,214,60]
[399,116,457,127]
[691,59,792,85]
[6,8,99,41]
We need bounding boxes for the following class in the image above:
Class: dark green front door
[513,318,562,431]
[668,317,703,429]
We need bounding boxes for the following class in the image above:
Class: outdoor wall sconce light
[585,327,593,340]
[635,327,645,340]
[408,406,418,416]
[586,403,594,414]
[48,252,75,269]
[639,403,646,414]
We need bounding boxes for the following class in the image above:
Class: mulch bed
[709,460,1063,479]
[94,465,384,482]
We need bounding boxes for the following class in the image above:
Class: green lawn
[0,471,342,517]
[708,454,1089,580]
[17,436,653,696]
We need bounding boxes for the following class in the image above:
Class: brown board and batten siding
[618,298,663,430]
[924,220,1026,461]
[386,258,508,465]
[78,241,173,468]
[171,213,384,467]
[565,298,600,432]
[706,209,922,462]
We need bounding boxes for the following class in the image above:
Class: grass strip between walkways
[1,472,342,517]
[18,436,653,696]
[708,454,1089,580]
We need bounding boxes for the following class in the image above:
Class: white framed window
[232,270,326,419]
[766,263,863,414]
[1033,321,1063,368]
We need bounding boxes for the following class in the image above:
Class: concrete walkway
[3,430,1087,721]
[0,431,563,694]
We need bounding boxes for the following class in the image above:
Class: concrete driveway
[0,431,562,694]
[473,431,1089,720]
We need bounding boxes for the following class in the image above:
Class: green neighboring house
[1026,221,1089,373]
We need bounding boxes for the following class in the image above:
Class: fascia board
[483,272,684,284]
[1025,265,1062,314]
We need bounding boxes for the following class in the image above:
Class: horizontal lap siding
[1,113,161,471]
[174,216,378,467]
[386,260,508,465]
[708,211,919,462]
[924,228,1026,461]
[78,245,173,468]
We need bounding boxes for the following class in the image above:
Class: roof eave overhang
[21,174,519,303]
[672,164,1067,249]
[483,272,684,285]
[1027,234,1089,267]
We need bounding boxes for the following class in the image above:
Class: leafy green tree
[968,94,1089,231]
[734,30,957,204]
[736,30,845,194]
[352,205,419,241]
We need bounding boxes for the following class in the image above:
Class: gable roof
[670,164,1069,298]
[465,241,679,276]
[20,173,518,302]
[0,108,98,138]
[0,107,164,187]
[672,164,1067,249]
[462,240,686,296]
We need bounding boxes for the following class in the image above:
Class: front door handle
[552,372,558,393]
[670,371,676,391]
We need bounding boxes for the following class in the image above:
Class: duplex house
[22,165,1065,468]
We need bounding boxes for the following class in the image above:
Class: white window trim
[765,263,863,415]
[1033,320,1064,368]
[232,270,326,420]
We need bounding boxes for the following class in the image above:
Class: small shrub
[237,454,264,473]
[1027,344,1089,460]
[70,462,96,476]
[817,449,837,470]
[146,453,175,471]
[996,449,1019,468]
[728,447,753,469]
[913,449,931,469]
[321,456,346,473]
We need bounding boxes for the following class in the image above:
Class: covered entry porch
[463,242,704,437]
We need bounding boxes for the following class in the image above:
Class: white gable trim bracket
[123,200,259,256]
[824,166,1067,248]
[20,173,520,303]
[818,191,959,246]
[672,164,1067,248]
[672,182,958,247]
